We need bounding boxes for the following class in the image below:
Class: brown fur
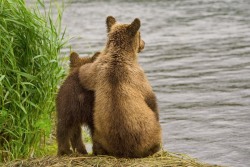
[78,16,162,158]
[56,52,100,156]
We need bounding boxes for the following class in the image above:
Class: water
[52,0,250,166]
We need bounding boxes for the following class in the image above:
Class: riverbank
[3,151,222,167]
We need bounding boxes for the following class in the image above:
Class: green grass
[0,0,66,162]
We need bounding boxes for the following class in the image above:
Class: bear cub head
[106,16,145,54]
[69,51,100,71]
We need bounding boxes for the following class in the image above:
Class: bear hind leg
[56,122,73,156]
[70,125,88,154]
[93,141,108,155]
[144,143,161,157]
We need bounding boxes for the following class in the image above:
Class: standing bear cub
[78,16,162,158]
[56,52,99,156]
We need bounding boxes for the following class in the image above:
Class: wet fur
[56,52,99,155]
[78,16,162,158]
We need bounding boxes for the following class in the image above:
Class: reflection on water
[49,0,250,166]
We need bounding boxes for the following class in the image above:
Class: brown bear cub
[78,16,162,158]
[56,52,100,156]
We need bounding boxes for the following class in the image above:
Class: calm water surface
[53,0,250,166]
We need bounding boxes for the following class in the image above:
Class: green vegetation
[0,0,65,162]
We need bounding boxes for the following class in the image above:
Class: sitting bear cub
[78,16,162,158]
[56,52,99,155]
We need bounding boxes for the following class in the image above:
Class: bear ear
[69,52,79,64]
[106,16,116,32]
[128,18,141,36]
[91,52,101,62]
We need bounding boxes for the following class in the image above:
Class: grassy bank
[0,0,65,161]
[2,151,221,167]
